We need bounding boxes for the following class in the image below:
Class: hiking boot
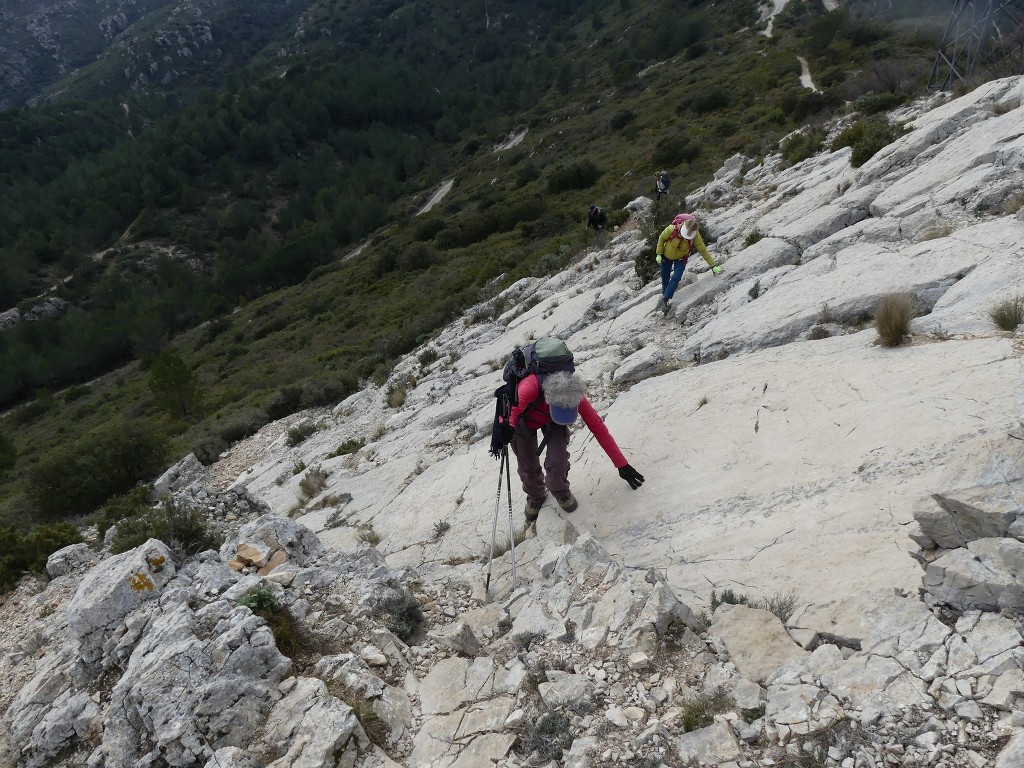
[556,493,578,513]
[661,297,671,316]
[656,296,668,313]
[524,497,545,523]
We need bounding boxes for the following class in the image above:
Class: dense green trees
[27,419,167,519]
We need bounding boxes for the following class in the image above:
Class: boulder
[45,543,96,578]
[710,605,808,684]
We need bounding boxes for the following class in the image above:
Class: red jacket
[509,374,628,468]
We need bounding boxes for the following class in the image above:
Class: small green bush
[990,295,1024,331]
[238,583,311,658]
[418,348,439,367]
[744,230,764,247]
[287,421,317,447]
[110,498,222,558]
[328,438,365,457]
[831,116,902,167]
[781,129,825,166]
[875,292,914,347]
[710,588,750,611]
[432,519,451,539]
[370,587,424,644]
[748,280,761,300]
[96,485,153,537]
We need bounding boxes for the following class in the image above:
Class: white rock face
[67,539,176,666]
[9,77,1024,768]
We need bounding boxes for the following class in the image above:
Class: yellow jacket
[656,224,716,268]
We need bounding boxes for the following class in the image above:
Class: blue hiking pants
[661,257,688,301]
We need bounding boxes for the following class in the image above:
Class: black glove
[618,464,645,490]
[499,423,515,446]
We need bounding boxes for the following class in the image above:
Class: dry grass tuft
[875,293,914,347]
[990,295,1024,332]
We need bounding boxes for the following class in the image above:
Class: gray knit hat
[543,371,587,425]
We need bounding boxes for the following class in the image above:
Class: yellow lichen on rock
[129,572,155,592]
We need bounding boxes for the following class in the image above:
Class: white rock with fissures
[710,605,808,683]
[66,538,175,665]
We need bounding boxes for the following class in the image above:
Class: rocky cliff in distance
[2,78,1024,768]
[0,0,307,108]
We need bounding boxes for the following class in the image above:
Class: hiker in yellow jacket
[655,213,722,314]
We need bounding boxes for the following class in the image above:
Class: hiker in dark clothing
[587,205,608,231]
[498,371,644,522]
[655,170,671,199]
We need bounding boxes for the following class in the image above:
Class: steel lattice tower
[928,0,1024,89]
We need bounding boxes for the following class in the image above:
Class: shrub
[808,325,831,340]
[96,485,153,537]
[418,348,439,367]
[652,135,700,167]
[610,109,636,129]
[760,589,800,623]
[328,438,365,457]
[990,295,1024,331]
[0,522,83,592]
[330,684,388,747]
[682,688,734,732]
[546,160,601,193]
[357,525,382,546]
[370,587,424,644]
[710,588,750,611]
[744,230,764,247]
[299,465,329,500]
[875,292,914,347]
[110,498,222,559]
[748,280,761,300]
[217,409,269,445]
[690,91,730,114]
[192,435,228,465]
[831,116,902,167]
[28,419,167,519]
[386,383,407,409]
[266,386,303,420]
[517,712,574,760]
[432,519,451,539]
[781,129,825,166]
[238,583,311,658]
[287,421,317,447]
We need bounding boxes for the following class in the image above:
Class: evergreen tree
[149,351,204,418]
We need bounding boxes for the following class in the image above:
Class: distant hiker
[495,350,644,522]
[587,205,608,231]
[655,213,722,315]
[655,170,671,199]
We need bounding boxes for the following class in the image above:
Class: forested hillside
[0,0,951,585]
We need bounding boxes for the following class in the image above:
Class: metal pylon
[928,0,1024,90]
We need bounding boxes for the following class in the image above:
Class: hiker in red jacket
[498,371,644,522]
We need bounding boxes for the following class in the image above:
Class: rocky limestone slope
[2,78,1024,767]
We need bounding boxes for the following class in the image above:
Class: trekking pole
[485,450,504,594]
[503,446,519,591]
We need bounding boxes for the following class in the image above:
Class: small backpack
[656,171,671,191]
[489,337,575,458]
